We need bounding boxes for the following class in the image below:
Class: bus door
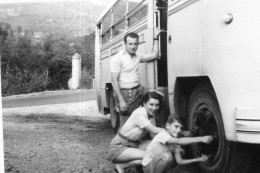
[155,0,169,126]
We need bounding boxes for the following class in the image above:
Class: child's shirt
[142,131,183,166]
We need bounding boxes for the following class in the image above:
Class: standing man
[110,28,162,129]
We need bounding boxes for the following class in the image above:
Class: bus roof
[96,0,118,25]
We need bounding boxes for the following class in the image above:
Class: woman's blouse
[119,107,153,141]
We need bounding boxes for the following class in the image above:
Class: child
[142,114,213,173]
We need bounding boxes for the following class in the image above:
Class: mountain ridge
[0,0,113,37]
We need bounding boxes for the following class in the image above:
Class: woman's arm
[175,151,208,165]
[166,136,213,145]
[143,124,165,136]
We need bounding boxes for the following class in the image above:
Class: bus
[95,0,260,172]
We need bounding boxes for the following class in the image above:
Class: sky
[0,0,114,4]
[0,0,114,6]
[0,0,73,4]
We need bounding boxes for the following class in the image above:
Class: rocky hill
[0,0,113,37]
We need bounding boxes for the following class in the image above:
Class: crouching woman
[108,90,165,173]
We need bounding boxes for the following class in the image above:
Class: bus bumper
[236,108,260,143]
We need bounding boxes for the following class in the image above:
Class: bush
[46,58,71,90]
[1,65,49,96]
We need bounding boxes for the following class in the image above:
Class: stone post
[71,53,81,89]
[68,43,81,90]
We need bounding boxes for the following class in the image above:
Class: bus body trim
[236,107,260,143]
[168,0,200,16]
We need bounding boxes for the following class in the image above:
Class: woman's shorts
[108,135,139,162]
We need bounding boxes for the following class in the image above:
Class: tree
[81,32,95,76]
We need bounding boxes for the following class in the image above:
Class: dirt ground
[3,100,118,173]
[2,95,197,173]
[3,94,260,173]
[2,100,199,173]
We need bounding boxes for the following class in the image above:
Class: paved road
[2,89,96,108]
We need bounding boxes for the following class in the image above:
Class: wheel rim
[190,102,224,167]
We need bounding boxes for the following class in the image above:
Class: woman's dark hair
[142,90,164,109]
[124,32,139,43]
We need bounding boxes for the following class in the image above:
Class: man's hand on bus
[154,27,166,39]
[154,27,161,39]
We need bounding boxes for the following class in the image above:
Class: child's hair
[142,90,164,109]
[167,114,183,126]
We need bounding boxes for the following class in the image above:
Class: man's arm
[166,136,213,145]
[140,28,162,63]
[111,72,128,112]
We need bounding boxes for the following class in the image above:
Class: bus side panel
[201,0,260,142]
[100,57,111,110]
[168,0,260,143]
[95,27,101,112]
[137,30,148,88]
[167,1,201,114]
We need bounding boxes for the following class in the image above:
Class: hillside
[0,0,113,37]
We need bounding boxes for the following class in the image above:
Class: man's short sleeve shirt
[110,50,141,89]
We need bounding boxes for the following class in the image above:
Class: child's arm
[175,149,208,165]
[166,136,213,145]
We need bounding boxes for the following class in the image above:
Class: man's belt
[120,85,139,90]
[117,132,138,144]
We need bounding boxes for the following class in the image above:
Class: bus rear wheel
[109,93,120,132]
[187,84,252,173]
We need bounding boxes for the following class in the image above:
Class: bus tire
[109,93,119,132]
[187,84,252,173]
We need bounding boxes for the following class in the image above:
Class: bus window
[128,1,148,27]
[102,12,111,33]
[102,30,111,44]
[113,0,127,23]
[113,19,125,37]
[128,0,143,12]
[97,23,102,45]
[112,0,127,38]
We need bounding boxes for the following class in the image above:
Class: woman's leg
[114,147,145,162]
[150,152,173,173]
[115,160,142,173]
[114,148,145,173]
[138,139,152,150]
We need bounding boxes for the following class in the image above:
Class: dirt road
[3,100,118,173]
